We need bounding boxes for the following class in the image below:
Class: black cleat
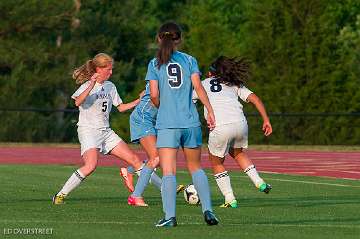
[204,210,219,226]
[155,217,177,227]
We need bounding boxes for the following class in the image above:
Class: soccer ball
[183,184,200,205]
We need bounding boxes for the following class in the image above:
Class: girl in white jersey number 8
[53,53,144,204]
[195,56,273,208]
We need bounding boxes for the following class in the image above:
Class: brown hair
[210,56,251,87]
[72,53,113,84]
[156,22,182,68]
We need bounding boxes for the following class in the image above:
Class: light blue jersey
[145,51,201,129]
[129,81,158,142]
[134,81,158,120]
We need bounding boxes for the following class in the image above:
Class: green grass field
[1,164,360,239]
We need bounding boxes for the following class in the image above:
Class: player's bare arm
[247,93,272,136]
[74,73,98,107]
[191,73,216,130]
[117,95,141,112]
[149,80,160,108]
[139,90,145,99]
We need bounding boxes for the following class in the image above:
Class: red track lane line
[0,147,359,180]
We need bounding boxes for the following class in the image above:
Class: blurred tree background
[0,0,359,144]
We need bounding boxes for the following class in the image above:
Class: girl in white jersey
[53,53,144,204]
[195,56,273,208]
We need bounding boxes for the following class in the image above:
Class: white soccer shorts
[77,127,123,156]
[208,121,248,158]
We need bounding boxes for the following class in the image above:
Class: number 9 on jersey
[167,63,183,88]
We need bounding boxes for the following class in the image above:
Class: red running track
[0,146,359,180]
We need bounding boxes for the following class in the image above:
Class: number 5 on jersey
[167,63,182,88]
[102,101,108,112]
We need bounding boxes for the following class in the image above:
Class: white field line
[176,171,360,188]
[234,174,360,188]
[1,219,359,228]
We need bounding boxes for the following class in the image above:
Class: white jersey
[72,80,123,129]
[195,77,253,126]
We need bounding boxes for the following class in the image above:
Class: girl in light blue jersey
[125,81,186,207]
[147,22,219,227]
[52,53,145,204]
[126,81,161,206]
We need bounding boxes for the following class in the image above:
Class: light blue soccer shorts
[129,107,157,143]
[156,126,202,149]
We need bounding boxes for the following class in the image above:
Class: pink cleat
[120,168,134,192]
[128,195,148,207]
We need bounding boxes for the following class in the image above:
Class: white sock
[58,169,85,196]
[214,171,235,203]
[134,162,145,177]
[148,167,156,183]
[244,165,264,188]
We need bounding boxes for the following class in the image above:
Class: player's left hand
[262,121,272,136]
[90,73,100,83]
[207,112,216,131]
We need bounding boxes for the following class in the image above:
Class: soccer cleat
[52,193,66,205]
[219,199,238,208]
[176,184,185,195]
[155,217,177,227]
[259,183,272,194]
[128,195,148,207]
[204,210,219,226]
[120,167,134,192]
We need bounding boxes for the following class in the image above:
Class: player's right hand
[262,120,272,136]
[90,73,99,83]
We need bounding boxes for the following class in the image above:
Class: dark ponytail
[210,56,251,87]
[156,22,182,68]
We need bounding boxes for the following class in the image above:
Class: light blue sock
[132,166,153,197]
[192,169,213,213]
[150,172,162,190]
[161,175,176,219]
[129,163,161,190]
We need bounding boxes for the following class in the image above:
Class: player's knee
[147,156,159,168]
[187,162,201,174]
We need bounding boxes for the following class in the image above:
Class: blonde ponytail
[72,53,113,84]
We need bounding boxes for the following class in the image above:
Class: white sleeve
[111,85,123,107]
[71,82,89,99]
[237,85,253,103]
